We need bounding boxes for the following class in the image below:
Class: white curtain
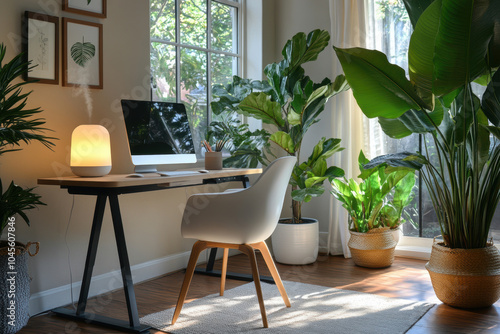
[327,0,367,257]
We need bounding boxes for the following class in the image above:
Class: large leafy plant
[211,30,349,223]
[331,151,418,233]
[0,43,55,234]
[334,0,500,248]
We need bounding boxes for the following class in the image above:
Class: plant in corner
[334,0,500,307]
[331,150,419,268]
[0,43,55,333]
[211,29,349,264]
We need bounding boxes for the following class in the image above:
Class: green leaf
[292,187,324,203]
[282,29,330,74]
[432,0,499,95]
[239,92,284,128]
[482,70,500,126]
[334,46,428,119]
[481,125,500,140]
[408,0,441,107]
[270,131,295,154]
[363,152,427,170]
[70,39,96,67]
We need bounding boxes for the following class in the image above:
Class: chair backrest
[181,156,296,244]
[244,156,296,241]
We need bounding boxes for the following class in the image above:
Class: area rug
[141,281,434,334]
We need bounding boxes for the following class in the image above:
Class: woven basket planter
[0,241,39,333]
[426,241,500,309]
[348,229,397,268]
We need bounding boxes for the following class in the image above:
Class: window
[364,0,500,244]
[150,0,242,156]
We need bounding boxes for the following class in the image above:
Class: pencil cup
[205,152,223,170]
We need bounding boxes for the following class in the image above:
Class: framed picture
[63,0,107,18]
[63,18,103,89]
[22,12,59,85]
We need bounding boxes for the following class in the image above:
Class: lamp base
[71,166,111,177]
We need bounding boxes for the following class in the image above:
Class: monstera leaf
[71,38,95,67]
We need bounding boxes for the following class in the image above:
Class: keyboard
[157,171,201,177]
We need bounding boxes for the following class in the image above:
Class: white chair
[172,156,296,328]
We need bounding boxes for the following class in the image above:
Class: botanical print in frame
[62,18,103,89]
[22,12,59,85]
[63,0,107,19]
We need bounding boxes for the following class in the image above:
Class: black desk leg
[52,194,150,333]
[76,194,107,315]
[205,248,218,271]
[109,194,142,328]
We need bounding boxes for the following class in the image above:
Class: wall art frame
[63,0,107,18]
[62,18,103,89]
[22,11,59,85]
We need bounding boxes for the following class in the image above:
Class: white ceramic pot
[271,218,319,265]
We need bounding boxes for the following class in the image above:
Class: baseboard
[29,248,234,316]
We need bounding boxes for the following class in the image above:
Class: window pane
[180,48,207,156]
[211,2,237,53]
[151,42,176,102]
[180,0,207,48]
[150,0,176,41]
[211,54,237,87]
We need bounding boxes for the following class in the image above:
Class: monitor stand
[134,165,158,173]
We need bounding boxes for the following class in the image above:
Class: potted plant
[331,150,418,268]
[334,0,500,307]
[210,29,348,264]
[0,43,55,332]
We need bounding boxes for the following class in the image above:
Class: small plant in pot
[331,151,419,268]
[210,29,349,265]
[334,0,500,307]
[0,43,55,332]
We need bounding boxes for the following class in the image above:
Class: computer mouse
[198,169,210,173]
[126,173,144,178]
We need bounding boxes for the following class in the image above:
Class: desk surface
[38,168,262,188]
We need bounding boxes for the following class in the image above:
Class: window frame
[149,0,243,125]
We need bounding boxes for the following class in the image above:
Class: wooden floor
[20,253,500,333]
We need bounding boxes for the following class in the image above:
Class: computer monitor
[121,99,197,173]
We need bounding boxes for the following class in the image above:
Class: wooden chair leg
[239,244,268,328]
[253,241,291,307]
[220,248,229,296]
[172,240,207,325]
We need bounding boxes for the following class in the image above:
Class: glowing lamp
[71,125,112,177]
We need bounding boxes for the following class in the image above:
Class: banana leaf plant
[334,0,500,248]
[331,151,420,233]
[211,29,349,223]
[0,43,55,234]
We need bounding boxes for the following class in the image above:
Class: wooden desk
[38,168,262,333]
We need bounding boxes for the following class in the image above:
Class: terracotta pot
[271,218,318,265]
[426,241,500,308]
[348,229,397,268]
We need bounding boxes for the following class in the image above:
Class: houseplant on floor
[331,150,419,268]
[334,0,500,307]
[211,29,349,265]
[0,43,55,332]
